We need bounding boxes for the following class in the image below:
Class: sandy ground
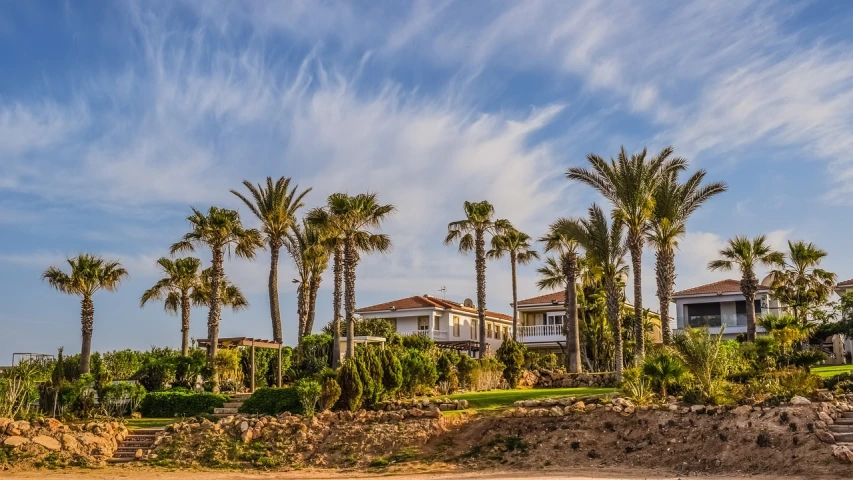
[0,469,837,480]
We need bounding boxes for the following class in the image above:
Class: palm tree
[769,240,836,323]
[642,352,686,398]
[538,223,582,372]
[647,170,727,344]
[560,205,628,380]
[42,254,129,374]
[307,193,394,360]
[284,222,330,339]
[191,267,249,314]
[231,177,311,344]
[568,146,685,363]
[708,235,785,341]
[171,206,263,379]
[488,227,539,341]
[140,257,203,356]
[445,201,510,358]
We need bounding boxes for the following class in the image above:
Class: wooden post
[277,344,282,388]
[250,340,256,393]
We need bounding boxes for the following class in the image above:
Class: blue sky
[3,0,853,362]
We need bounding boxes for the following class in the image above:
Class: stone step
[107,457,138,464]
[835,418,853,425]
[214,407,239,415]
[832,432,853,442]
[841,412,853,418]
[124,434,157,440]
[223,402,243,408]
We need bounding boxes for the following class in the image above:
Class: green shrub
[381,349,403,397]
[100,382,146,417]
[290,334,332,380]
[401,335,434,351]
[240,347,278,390]
[456,355,479,388]
[784,350,826,369]
[140,391,227,417]
[173,353,205,390]
[237,387,300,415]
[133,357,176,392]
[400,349,438,395]
[825,372,853,391]
[496,338,526,388]
[101,349,145,380]
[294,379,322,417]
[337,359,363,412]
[319,377,342,411]
[641,351,687,398]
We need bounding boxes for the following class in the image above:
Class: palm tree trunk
[79,296,94,374]
[344,236,357,360]
[332,246,343,368]
[629,234,644,364]
[296,282,307,340]
[564,252,581,373]
[656,248,675,345]
[475,229,487,358]
[511,251,518,341]
[741,271,759,341]
[269,242,283,344]
[306,275,321,336]
[606,280,623,382]
[207,249,224,390]
[181,290,191,356]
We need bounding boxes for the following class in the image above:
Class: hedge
[139,391,228,418]
[238,387,302,415]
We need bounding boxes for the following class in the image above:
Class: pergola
[196,337,283,391]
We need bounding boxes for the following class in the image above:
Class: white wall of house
[673,291,781,337]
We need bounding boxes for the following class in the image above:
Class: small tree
[641,351,686,398]
[337,359,363,412]
[381,349,403,398]
[294,379,322,417]
[319,377,342,411]
[496,337,526,388]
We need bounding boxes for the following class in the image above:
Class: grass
[125,417,179,429]
[812,364,853,379]
[432,387,617,412]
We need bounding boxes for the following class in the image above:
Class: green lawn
[124,417,178,429]
[433,387,617,412]
[812,364,853,379]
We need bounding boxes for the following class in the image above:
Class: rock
[458,399,469,409]
[439,403,456,411]
[3,436,30,447]
[790,396,811,405]
[612,406,622,413]
[832,445,853,463]
[815,420,828,429]
[623,406,635,415]
[240,420,250,432]
[61,434,79,453]
[732,405,752,415]
[815,429,836,444]
[0,418,11,431]
[32,435,61,451]
[241,429,253,443]
[135,449,144,459]
[571,401,586,412]
[613,397,634,409]
[690,405,706,414]
[43,417,63,432]
[550,406,563,417]
[819,411,834,425]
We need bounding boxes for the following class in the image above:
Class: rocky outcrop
[530,370,618,389]
[370,398,469,412]
[0,417,128,467]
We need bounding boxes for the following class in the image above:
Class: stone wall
[0,417,129,466]
[530,370,617,388]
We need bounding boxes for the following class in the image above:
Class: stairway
[830,411,853,446]
[107,428,163,464]
[213,393,252,418]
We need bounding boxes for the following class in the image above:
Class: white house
[830,279,853,364]
[672,279,783,339]
[355,295,514,355]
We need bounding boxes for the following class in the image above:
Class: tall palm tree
[191,267,249,315]
[42,254,129,374]
[488,227,539,341]
[769,240,836,322]
[539,223,582,372]
[284,222,330,339]
[140,257,203,356]
[647,170,727,344]
[560,205,628,380]
[171,206,263,380]
[231,177,311,344]
[708,235,785,341]
[307,193,394,359]
[445,201,510,358]
[568,146,685,363]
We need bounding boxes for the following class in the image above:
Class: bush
[470,358,505,391]
[133,357,176,392]
[101,349,145,380]
[436,352,459,394]
[456,355,479,389]
[240,347,278,390]
[337,359,363,412]
[496,338,526,388]
[100,382,146,417]
[401,335,434,351]
[319,377,342,411]
[784,350,826,369]
[294,379,322,417]
[214,349,244,392]
[400,349,438,395]
[140,391,227,417]
[825,372,853,392]
[291,335,332,380]
[381,349,403,397]
[173,353,206,390]
[641,351,687,398]
[238,387,301,415]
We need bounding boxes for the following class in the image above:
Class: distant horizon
[4,1,853,361]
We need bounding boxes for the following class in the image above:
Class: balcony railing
[518,324,563,340]
[400,330,449,341]
[687,313,748,328]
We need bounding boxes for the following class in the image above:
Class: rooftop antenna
[438,286,447,299]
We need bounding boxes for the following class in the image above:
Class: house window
[453,316,460,337]
[487,323,493,338]
[546,312,565,325]
[471,319,477,339]
[503,326,509,339]
[495,324,501,340]
[418,316,430,331]
[685,302,722,328]
[434,316,441,331]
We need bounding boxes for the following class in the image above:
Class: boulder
[571,401,586,412]
[43,417,63,432]
[815,429,836,444]
[61,434,80,453]
[0,418,12,432]
[135,449,144,459]
[550,406,563,417]
[32,435,61,451]
[241,429,254,443]
[3,436,30,447]
[690,405,706,414]
[732,405,753,415]
[790,396,811,405]
[240,420,250,432]
[819,411,834,425]
[832,445,853,463]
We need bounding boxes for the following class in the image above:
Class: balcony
[517,324,564,344]
[400,329,449,341]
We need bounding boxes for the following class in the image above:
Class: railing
[400,330,449,341]
[687,313,748,328]
[517,324,563,340]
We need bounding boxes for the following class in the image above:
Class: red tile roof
[517,291,566,305]
[837,278,853,287]
[672,279,769,298]
[356,295,513,321]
